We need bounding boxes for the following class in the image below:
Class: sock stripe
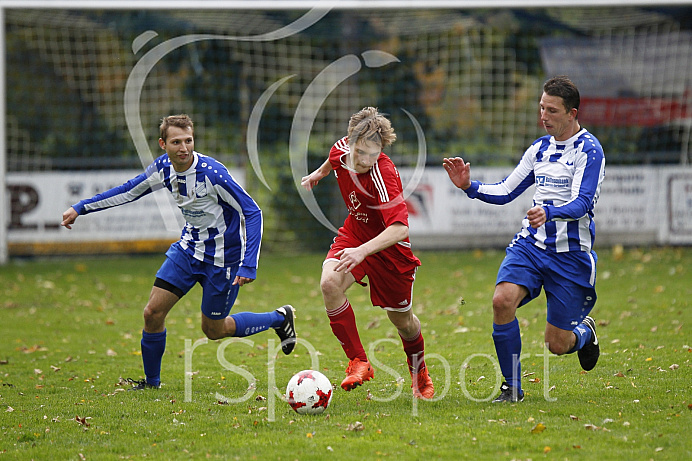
[326,299,351,317]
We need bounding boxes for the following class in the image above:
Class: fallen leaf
[106,349,117,357]
[669,364,679,370]
[543,446,551,454]
[530,423,546,434]
[570,415,579,420]
[75,415,91,427]
[346,421,364,431]
[584,424,599,430]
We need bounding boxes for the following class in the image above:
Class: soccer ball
[285,370,333,415]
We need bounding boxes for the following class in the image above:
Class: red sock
[400,329,426,373]
[326,300,367,361]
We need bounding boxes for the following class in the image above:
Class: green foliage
[0,247,690,459]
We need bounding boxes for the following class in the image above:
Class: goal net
[2,3,691,259]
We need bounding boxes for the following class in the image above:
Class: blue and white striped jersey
[72,152,263,277]
[464,128,605,253]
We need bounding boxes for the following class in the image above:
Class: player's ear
[158,138,165,149]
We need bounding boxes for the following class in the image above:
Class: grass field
[1,246,690,460]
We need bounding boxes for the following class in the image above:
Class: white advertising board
[5,166,692,253]
[398,166,691,248]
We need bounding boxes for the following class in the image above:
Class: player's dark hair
[543,76,580,114]
[160,114,194,141]
[347,107,397,148]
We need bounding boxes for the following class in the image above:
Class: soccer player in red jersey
[301,107,434,399]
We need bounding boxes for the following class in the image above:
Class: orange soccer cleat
[411,366,435,399]
[340,358,374,391]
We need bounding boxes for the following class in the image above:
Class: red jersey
[328,136,421,273]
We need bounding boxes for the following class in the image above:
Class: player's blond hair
[347,107,397,148]
[160,114,194,141]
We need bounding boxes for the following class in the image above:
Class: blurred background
[3,4,691,257]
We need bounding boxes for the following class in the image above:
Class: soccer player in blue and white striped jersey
[61,114,296,390]
[444,76,604,402]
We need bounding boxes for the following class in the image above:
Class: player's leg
[132,244,198,389]
[371,264,433,399]
[491,281,527,402]
[198,264,295,354]
[132,280,183,390]
[491,239,543,402]
[320,259,371,390]
[543,250,599,370]
[387,308,434,399]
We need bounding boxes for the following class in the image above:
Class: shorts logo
[398,299,409,306]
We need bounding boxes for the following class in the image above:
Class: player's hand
[526,205,547,229]
[442,157,471,190]
[300,172,321,191]
[61,207,79,229]
[233,276,255,287]
[334,247,367,274]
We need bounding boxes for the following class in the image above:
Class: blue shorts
[155,243,239,320]
[497,237,597,331]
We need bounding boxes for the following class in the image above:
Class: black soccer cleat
[493,382,524,403]
[274,305,297,355]
[126,378,160,391]
[577,316,600,371]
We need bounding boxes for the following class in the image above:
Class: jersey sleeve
[374,157,409,227]
[72,161,162,215]
[213,173,263,279]
[464,144,537,204]
[544,141,605,222]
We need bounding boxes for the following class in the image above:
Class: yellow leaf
[530,423,546,434]
[645,357,653,362]
[544,446,551,454]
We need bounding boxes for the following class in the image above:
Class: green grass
[1,247,690,460]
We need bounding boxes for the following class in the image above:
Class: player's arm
[334,222,409,274]
[215,176,263,282]
[60,169,157,229]
[543,147,605,222]
[301,159,333,191]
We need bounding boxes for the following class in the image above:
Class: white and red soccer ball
[285,370,333,415]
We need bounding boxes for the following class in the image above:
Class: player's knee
[492,293,514,316]
[546,339,571,355]
[320,275,343,298]
[143,304,165,325]
[201,323,224,340]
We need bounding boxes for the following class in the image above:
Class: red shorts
[326,233,417,311]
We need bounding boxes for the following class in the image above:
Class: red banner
[579,97,690,127]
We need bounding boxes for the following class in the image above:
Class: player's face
[159,125,195,172]
[540,93,578,141]
[349,139,382,174]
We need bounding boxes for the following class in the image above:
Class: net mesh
[5,6,691,250]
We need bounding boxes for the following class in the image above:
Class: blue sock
[231,311,284,337]
[568,321,594,354]
[141,329,166,386]
[493,319,522,391]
